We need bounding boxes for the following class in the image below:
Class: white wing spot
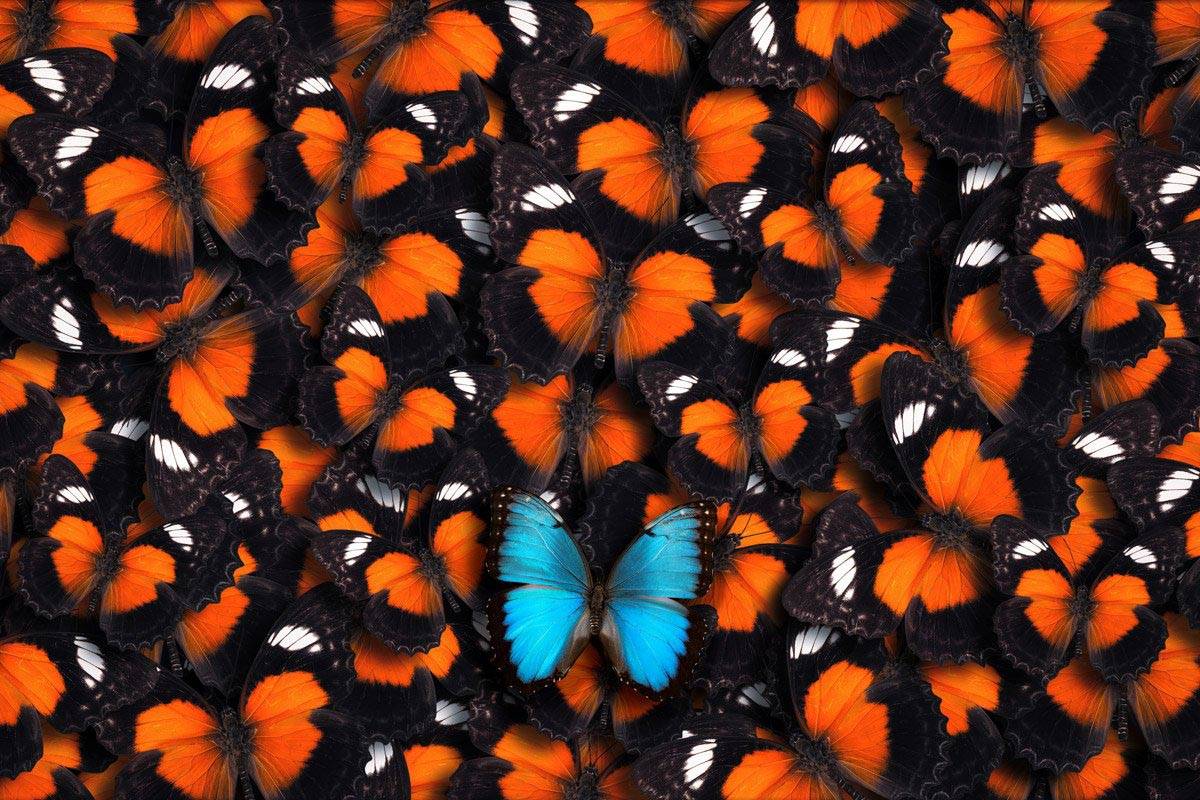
[506,0,539,46]
[684,739,717,789]
[51,297,82,350]
[1123,544,1156,567]
[450,369,477,398]
[54,126,99,167]
[1012,538,1048,558]
[436,481,471,502]
[553,81,601,121]
[831,134,867,153]
[56,485,93,504]
[830,547,856,600]
[738,187,766,216]
[891,400,932,444]
[163,523,194,552]
[150,434,199,472]
[343,535,372,566]
[24,58,64,101]
[1072,432,1124,463]
[1147,240,1175,267]
[960,160,1009,194]
[296,76,334,95]
[455,208,491,250]
[826,318,859,357]
[956,239,1008,268]
[770,348,806,368]
[200,63,253,90]
[267,624,322,652]
[347,317,384,338]
[357,474,404,511]
[1157,468,1199,512]
[75,637,105,688]
[1039,203,1076,222]
[406,102,438,129]
[364,740,394,776]
[521,183,574,210]
[749,3,777,56]
[1159,165,1200,203]
[790,625,838,657]
[665,374,697,398]
[110,417,149,440]
[685,212,731,241]
[224,492,251,519]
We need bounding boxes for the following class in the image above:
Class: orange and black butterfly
[0,631,154,778]
[788,353,1078,662]
[765,189,1082,434]
[1027,83,1181,221]
[1006,609,1200,775]
[1152,0,1200,152]
[472,367,653,493]
[904,1,1155,165]
[1009,164,1200,367]
[311,448,489,654]
[17,451,239,650]
[342,704,473,800]
[0,335,71,477]
[144,0,271,116]
[984,733,1146,800]
[452,693,645,800]
[0,0,170,62]
[270,0,591,110]
[1089,338,1200,445]
[638,360,840,502]
[1,263,305,519]
[707,0,948,97]
[575,0,750,104]
[298,286,505,488]
[510,66,809,263]
[633,625,950,800]
[799,449,916,546]
[991,516,1180,682]
[97,584,362,800]
[266,47,483,228]
[484,144,751,385]
[8,16,313,309]
[707,100,916,308]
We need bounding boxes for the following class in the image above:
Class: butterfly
[638,360,840,502]
[269,0,590,109]
[97,584,362,800]
[1009,164,1200,367]
[1027,84,1181,221]
[253,424,338,517]
[991,516,1180,683]
[1089,338,1200,445]
[765,188,1082,434]
[707,0,949,97]
[0,0,170,61]
[707,100,916,308]
[8,16,313,309]
[17,450,239,650]
[1,263,306,519]
[489,486,716,693]
[0,631,154,778]
[904,0,1155,164]
[509,65,808,263]
[472,368,649,498]
[632,625,950,800]
[1115,143,1200,236]
[574,0,751,102]
[452,693,644,800]
[788,352,1078,662]
[144,0,272,116]
[266,47,483,228]
[311,449,489,653]
[483,143,751,385]
[983,733,1146,800]
[298,285,505,488]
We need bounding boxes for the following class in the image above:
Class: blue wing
[493,489,590,683]
[601,503,713,691]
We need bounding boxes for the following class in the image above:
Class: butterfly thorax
[657,122,696,189]
[562,384,599,439]
[1078,255,1109,302]
[919,510,976,551]
[384,1,432,44]
[788,731,842,784]
[734,404,762,442]
[342,231,386,283]
[653,0,696,34]
[217,706,253,775]
[563,765,601,800]
[14,0,55,55]
[417,546,449,589]
[163,156,204,212]
[1067,587,1095,625]
[1114,117,1147,151]
[926,336,969,386]
[157,317,205,363]
[712,532,741,573]
[587,583,608,636]
[93,530,125,582]
[810,200,857,263]
[341,131,368,179]
[999,15,1040,71]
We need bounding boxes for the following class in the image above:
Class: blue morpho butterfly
[488,486,717,693]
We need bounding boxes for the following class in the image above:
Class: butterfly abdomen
[587,583,607,636]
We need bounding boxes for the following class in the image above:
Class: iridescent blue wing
[601,502,716,692]
[490,487,591,684]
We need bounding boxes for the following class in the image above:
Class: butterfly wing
[489,487,591,684]
[601,501,716,692]
[1128,611,1200,770]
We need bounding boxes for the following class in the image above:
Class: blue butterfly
[489,487,716,693]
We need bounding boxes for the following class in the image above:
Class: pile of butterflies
[8,1,1200,799]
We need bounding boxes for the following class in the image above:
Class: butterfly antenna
[353,39,389,79]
